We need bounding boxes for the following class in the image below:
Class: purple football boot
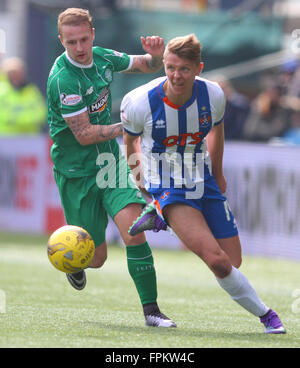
[129,201,167,236]
[260,309,286,334]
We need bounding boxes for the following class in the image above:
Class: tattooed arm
[125,54,163,74]
[64,110,123,146]
[124,36,165,74]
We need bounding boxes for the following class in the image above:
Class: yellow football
[47,225,95,273]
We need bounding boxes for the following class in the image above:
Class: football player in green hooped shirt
[47,7,176,327]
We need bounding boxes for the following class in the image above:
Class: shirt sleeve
[50,73,87,118]
[120,93,144,136]
[209,82,226,126]
[101,48,132,72]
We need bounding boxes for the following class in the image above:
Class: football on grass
[47,225,95,273]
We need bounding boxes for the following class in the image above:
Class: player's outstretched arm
[124,36,164,74]
[64,110,123,146]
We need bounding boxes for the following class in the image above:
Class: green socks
[126,242,158,305]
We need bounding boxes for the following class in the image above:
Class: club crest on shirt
[104,68,113,82]
[199,111,211,127]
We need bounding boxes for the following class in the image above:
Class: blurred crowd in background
[0,57,47,135]
[220,58,300,144]
[0,0,300,145]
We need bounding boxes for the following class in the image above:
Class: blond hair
[58,8,93,35]
[164,34,202,65]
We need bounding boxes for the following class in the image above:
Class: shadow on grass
[82,320,280,342]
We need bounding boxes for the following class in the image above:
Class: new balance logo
[85,86,93,95]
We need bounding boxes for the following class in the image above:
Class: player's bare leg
[216,236,242,269]
[130,200,243,268]
[164,203,232,278]
[114,203,148,246]
[164,203,286,333]
[89,241,108,268]
[66,241,107,290]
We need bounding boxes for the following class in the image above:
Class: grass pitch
[0,231,299,348]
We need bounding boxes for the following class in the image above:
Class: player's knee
[208,254,232,278]
[233,256,242,269]
[123,232,146,246]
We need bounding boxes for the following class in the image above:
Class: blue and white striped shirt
[121,76,225,193]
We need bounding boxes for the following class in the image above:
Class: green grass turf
[0,231,300,348]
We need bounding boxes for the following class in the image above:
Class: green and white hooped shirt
[47,46,132,177]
